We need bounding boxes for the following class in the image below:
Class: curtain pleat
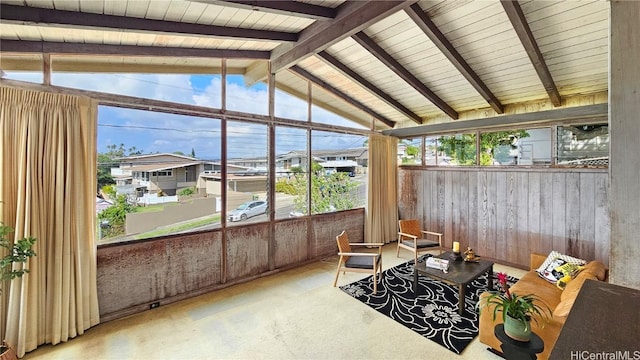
[0,87,100,357]
[365,134,398,244]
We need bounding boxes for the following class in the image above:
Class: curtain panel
[365,134,398,244]
[0,87,100,357]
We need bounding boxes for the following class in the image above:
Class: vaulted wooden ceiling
[0,0,609,132]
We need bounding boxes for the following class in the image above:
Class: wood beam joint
[289,66,396,128]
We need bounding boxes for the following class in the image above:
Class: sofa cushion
[582,260,607,281]
[536,251,587,284]
[555,273,598,317]
[510,271,562,311]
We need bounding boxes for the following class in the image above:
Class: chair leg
[333,261,342,287]
[373,269,378,294]
[396,242,401,258]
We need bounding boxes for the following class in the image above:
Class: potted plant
[477,272,551,342]
[0,223,36,360]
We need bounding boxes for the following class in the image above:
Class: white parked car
[228,200,268,222]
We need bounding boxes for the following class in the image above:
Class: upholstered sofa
[478,253,607,360]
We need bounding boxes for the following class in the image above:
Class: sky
[6,71,367,160]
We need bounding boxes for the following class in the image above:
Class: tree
[285,162,360,214]
[401,140,420,164]
[438,130,529,165]
[191,148,196,158]
[98,194,134,238]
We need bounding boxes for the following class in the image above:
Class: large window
[311,131,367,215]
[557,123,609,166]
[411,123,607,168]
[275,75,308,121]
[226,121,268,226]
[26,70,372,243]
[275,127,308,219]
[53,71,222,107]
[399,138,423,166]
[436,133,477,166]
[479,128,551,166]
[97,106,221,243]
[226,74,267,115]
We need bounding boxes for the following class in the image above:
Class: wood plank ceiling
[0,0,610,132]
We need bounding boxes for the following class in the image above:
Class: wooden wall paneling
[495,171,508,261]
[539,173,554,254]
[451,171,461,245]
[594,173,609,266]
[437,171,446,242]
[486,171,498,260]
[422,171,433,231]
[578,173,596,261]
[429,171,439,231]
[398,169,418,220]
[226,224,270,280]
[274,219,308,268]
[552,172,567,254]
[448,172,464,248]
[516,172,529,265]
[458,171,470,248]
[444,171,454,248]
[565,172,581,257]
[506,172,518,263]
[477,171,489,257]
[416,169,425,226]
[528,172,541,257]
[467,170,479,251]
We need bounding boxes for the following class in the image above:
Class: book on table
[425,257,449,271]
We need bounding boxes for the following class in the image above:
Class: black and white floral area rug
[339,255,517,354]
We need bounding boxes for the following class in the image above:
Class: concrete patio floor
[24,244,526,360]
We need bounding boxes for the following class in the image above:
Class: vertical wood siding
[399,168,609,268]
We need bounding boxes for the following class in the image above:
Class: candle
[453,241,460,253]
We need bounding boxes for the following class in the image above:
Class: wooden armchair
[397,219,443,264]
[332,230,384,293]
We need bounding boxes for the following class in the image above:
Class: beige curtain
[0,87,100,357]
[365,134,398,244]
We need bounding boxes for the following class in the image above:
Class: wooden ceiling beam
[352,32,458,120]
[0,40,270,59]
[501,0,561,107]
[317,51,422,124]
[405,4,504,114]
[270,1,415,73]
[189,0,337,20]
[289,66,396,128]
[0,4,297,43]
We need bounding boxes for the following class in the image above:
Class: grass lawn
[134,215,222,240]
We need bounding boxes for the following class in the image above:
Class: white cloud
[14,71,364,157]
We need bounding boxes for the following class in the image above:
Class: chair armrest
[339,252,380,257]
[421,230,443,237]
[350,243,384,247]
[398,232,417,239]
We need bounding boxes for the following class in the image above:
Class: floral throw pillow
[536,251,586,284]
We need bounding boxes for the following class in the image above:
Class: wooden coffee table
[413,251,494,315]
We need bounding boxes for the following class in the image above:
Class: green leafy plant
[477,272,551,331]
[0,223,36,295]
